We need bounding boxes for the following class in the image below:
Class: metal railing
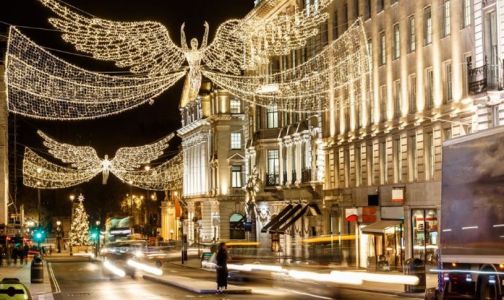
[467,57,504,94]
[265,173,279,186]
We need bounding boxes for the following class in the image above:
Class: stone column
[0,66,8,225]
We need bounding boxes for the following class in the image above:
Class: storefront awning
[269,204,303,233]
[361,220,402,234]
[260,204,293,233]
[277,205,309,234]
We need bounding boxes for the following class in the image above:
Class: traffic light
[89,228,99,242]
[32,228,46,244]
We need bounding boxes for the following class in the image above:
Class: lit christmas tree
[69,194,90,246]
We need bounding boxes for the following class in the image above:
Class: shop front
[411,209,438,265]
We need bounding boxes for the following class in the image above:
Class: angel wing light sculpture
[23,131,181,190]
[5,0,363,120]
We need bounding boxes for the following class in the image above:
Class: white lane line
[47,262,61,294]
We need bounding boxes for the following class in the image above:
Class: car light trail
[330,271,419,285]
[127,259,163,276]
[103,260,126,277]
[289,270,363,285]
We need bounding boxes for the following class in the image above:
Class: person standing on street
[215,242,228,292]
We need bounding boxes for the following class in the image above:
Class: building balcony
[468,57,503,95]
[265,173,280,186]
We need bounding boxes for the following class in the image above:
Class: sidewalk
[0,261,54,300]
[169,257,430,299]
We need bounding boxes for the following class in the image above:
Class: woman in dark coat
[215,242,228,291]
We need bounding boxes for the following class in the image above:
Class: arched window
[229,213,245,239]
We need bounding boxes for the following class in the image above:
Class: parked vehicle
[427,126,504,300]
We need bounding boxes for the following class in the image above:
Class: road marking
[47,262,61,294]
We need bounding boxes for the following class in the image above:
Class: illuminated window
[409,74,417,113]
[267,149,280,185]
[230,132,241,150]
[231,165,243,188]
[445,63,452,102]
[411,209,438,262]
[380,31,386,65]
[443,0,451,36]
[393,24,400,60]
[424,7,432,45]
[408,15,416,52]
[462,0,471,27]
[426,68,434,109]
[267,105,278,128]
[230,99,241,113]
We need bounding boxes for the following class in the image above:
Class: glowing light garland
[5,26,185,120]
[203,20,371,112]
[23,131,178,189]
[114,152,183,191]
[8,0,366,119]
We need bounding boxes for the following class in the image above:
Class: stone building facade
[178,80,247,244]
[247,0,504,268]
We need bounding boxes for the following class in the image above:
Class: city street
[47,258,417,300]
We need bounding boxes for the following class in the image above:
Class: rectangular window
[380,31,386,65]
[342,3,348,32]
[333,9,339,40]
[367,39,373,64]
[230,99,241,113]
[367,144,374,185]
[409,135,417,181]
[409,74,417,113]
[394,80,401,117]
[443,127,452,141]
[411,209,439,262]
[445,63,452,103]
[365,0,371,19]
[267,105,278,128]
[380,141,387,184]
[443,0,451,36]
[426,68,434,109]
[355,145,361,186]
[354,0,359,18]
[425,132,435,180]
[462,0,471,27]
[377,0,384,13]
[424,7,432,45]
[230,132,241,150]
[393,138,401,182]
[380,85,387,121]
[231,165,242,188]
[393,23,400,60]
[408,16,416,52]
[267,149,280,185]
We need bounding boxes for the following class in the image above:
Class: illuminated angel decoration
[23,131,180,190]
[7,0,371,119]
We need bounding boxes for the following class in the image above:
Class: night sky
[0,0,254,222]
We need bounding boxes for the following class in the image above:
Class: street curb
[338,286,424,299]
[167,261,214,272]
[143,274,252,295]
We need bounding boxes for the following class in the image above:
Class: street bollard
[30,255,44,283]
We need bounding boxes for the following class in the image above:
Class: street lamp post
[95,220,101,258]
[69,194,75,256]
[56,220,62,253]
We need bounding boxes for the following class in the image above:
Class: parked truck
[427,126,504,300]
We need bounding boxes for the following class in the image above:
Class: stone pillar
[160,200,178,241]
[0,66,8,225]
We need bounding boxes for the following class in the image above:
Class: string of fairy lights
[23,131,181,190]
[5,0,347,121]
[13,0,373,192]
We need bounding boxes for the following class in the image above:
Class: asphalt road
[47,258,417,300]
